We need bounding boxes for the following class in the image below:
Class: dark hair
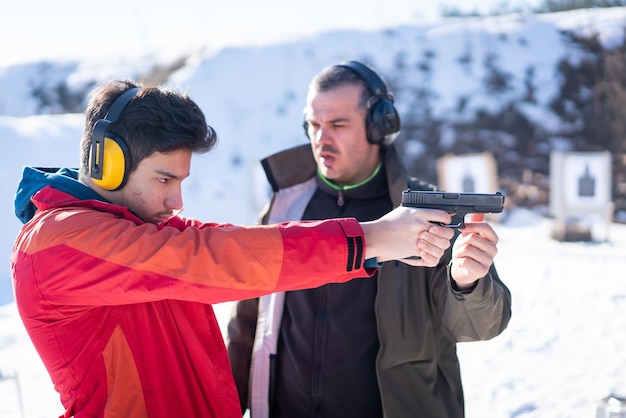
[80,79,217,178]
[309,65,372,113]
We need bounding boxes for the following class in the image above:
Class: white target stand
[549,151,613,242]
[0,368,25,418]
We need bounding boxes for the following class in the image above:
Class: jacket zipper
[311,286,329,416]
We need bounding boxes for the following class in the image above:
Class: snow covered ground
[457,210,626,418]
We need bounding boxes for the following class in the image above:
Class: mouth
[154,216,171,224]
[155,210,180,224]
[318,149,336,166]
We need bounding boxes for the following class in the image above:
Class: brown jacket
[227,144,512,417]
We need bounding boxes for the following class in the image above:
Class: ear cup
[89,87,139,190]
[90,134,130,191]
[337,61,401,145]
[367,98,400,146]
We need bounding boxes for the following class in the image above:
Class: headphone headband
[104,87,140,122]
[336,60,392,102]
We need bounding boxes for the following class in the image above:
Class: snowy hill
[1,8,626,418]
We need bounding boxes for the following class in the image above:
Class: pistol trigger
[445,213,464,228]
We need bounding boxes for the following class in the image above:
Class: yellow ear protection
[303,61,401,146]
[89,87,140,191]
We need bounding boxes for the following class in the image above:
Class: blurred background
[1,1,626,417]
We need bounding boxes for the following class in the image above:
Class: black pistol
[401,189,505,228]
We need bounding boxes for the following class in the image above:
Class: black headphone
[89,87,139,191]
[303,60,401,146]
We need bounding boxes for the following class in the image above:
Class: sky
[1,5,626,418]
[0,0,541,66]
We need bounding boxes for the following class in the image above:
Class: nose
[165,187,184,212]
[312,126,331,145]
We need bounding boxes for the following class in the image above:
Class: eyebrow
[155,169,189,181]
[308,116,351,124]
[331,117,351,124]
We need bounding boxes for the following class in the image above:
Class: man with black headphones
[11,79,457,418]
[227,61,511,417]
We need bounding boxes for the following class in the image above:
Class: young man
[10,79,455,418]
[227,61,512,417]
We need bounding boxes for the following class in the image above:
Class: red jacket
[11,180,375,418]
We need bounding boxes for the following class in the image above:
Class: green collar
[318,163,382,191]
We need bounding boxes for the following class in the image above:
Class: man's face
[304,83,381,186]
[113,149,191,224]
